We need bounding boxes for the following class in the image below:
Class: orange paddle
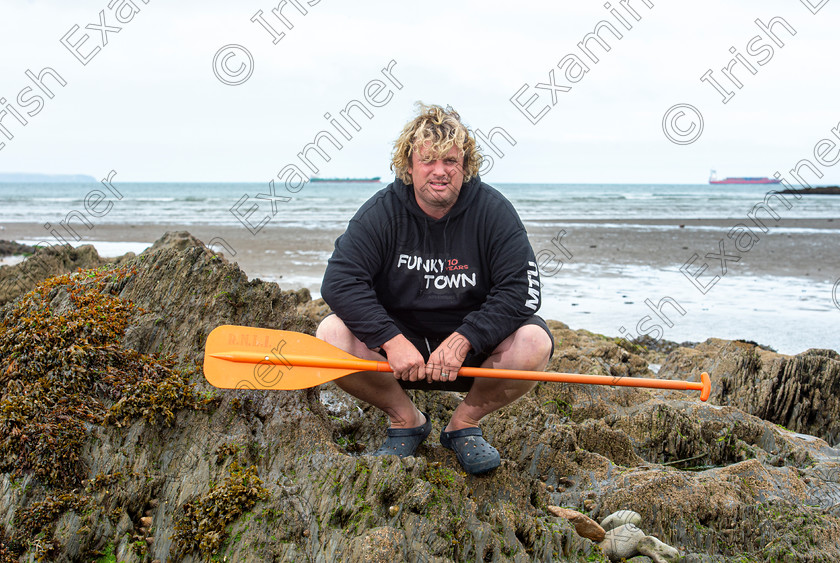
[203,325,711,400]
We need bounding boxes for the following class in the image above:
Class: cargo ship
[709,170,780,185]
[310,176,381,183]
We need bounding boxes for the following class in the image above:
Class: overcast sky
[1,0,837,184]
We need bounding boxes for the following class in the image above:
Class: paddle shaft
[209,351,709,395]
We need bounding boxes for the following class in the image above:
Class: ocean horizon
[4,181,840,226]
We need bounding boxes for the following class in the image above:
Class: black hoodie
[321,175,541,355]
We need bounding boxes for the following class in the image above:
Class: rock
[637,535,681,563]
[139,516,153,527]
[547,506,606,542]
[659,339,840,445]
[296,296,332,323]
[627,557,654,563]
[575,419,645,467]
[601,509,642,532]
[141,230,214,255]
[683,554,726,563]
[348,526,406,563]
[598,523,645,562]
[546,326,655,379]
[780,185,840,195]
[0,240,35,257]
[0,243,108,305]
[2,231,840,562]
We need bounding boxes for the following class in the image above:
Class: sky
[1,0,838,184]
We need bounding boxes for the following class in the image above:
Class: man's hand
[381,334,426,381]
[426,332,472,383]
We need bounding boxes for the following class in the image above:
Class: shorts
[387,315,555,392]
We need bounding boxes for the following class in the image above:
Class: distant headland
[0,173,97,183]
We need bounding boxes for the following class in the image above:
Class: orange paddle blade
[203,326,711,400]
[203,325,390,390]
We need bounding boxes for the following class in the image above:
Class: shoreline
[2,217,837,279]
[2,219,837,356]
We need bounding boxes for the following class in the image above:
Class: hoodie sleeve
[320,211,402,350]
[455,201,541,355]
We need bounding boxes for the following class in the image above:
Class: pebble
[547,505,606,542]
[600,509,642,532]
[388,505,399,516]
[598,523,645,562]
[583,499,596,511]
[637,535,681,563]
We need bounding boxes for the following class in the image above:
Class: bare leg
[315,315,424,429]
[445,324,552,432]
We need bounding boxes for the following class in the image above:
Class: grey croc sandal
[373,412,431,457]
[440,427,500,474]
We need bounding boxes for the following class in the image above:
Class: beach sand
[4,218,838,354]
[2,218,837,289]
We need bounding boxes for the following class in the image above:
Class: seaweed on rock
[172,461,270,558]
[0,265,215,560]
[0,265,213,488]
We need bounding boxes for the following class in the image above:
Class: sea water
[3,181,840,225]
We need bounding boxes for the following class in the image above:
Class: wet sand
[3,218,839,354]
[2,218,837,291]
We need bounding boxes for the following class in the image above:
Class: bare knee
[316,314,383,360]
[315,313,348,343]
[487,324,553,371]
[518,324,553,369]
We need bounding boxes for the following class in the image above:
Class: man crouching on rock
[316,103,554,474]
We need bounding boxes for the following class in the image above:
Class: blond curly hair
[390,103,482,185]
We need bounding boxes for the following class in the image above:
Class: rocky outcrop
[658,339,840,446]
[0,244,110,306]
[141,230,213,256]
[0,233,838,562]
[546,321,654,379]
[780,186,840,195]
[0,231,212,308]
[0,241,35,257]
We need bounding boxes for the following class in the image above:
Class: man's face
[407,144,465,218]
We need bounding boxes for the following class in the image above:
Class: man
[317,103,553,474]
